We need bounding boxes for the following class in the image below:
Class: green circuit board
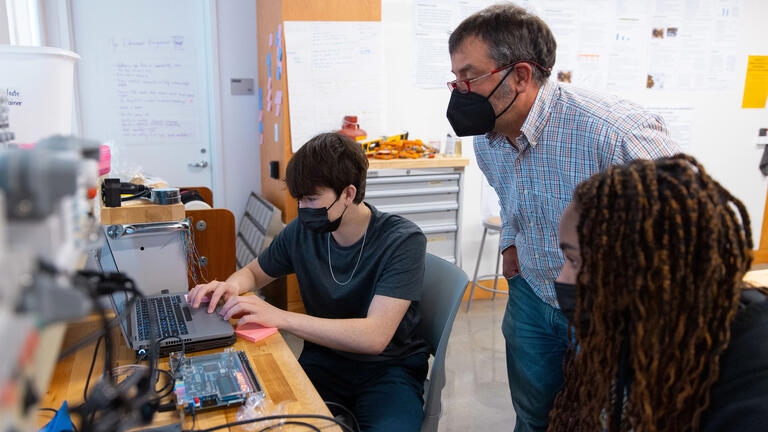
[171,348,263,413]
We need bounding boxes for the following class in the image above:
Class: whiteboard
[283,21,384,152]
[377,0,768,266]
[71,0,215,188]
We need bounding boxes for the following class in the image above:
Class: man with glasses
[446,4,678,431]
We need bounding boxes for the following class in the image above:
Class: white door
[69,0,216,189]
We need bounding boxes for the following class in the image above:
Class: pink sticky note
[268,76,272,90]
[275,104,281,116]
[266,100,272,111]
[259,110,263,121]
[274,90,283,104]
[268,33,273,46]
[236,323,278,343]
[185,294,211,304]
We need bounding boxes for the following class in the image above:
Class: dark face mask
[554,281,577,323]
[298,194,347,233]
[446,67,518,137]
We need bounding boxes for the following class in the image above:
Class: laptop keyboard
[137,295,189,341]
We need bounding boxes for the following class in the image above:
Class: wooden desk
[367,155,470,170]
[40,318,340,431]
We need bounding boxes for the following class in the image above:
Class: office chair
[419,253,469,432]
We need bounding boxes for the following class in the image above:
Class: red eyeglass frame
[447,60,552,93]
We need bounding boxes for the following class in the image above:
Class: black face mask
[446,67,518,137]
[554,281,577,323]
[298,195,347,233]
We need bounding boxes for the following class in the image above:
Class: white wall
[0,1,11,44]
[381,0,519,276]
[215,0,261,223]
[378,0,768,277]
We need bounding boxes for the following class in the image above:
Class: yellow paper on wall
[742,56,768,108]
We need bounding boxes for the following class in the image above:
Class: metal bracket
[106,220,191,240]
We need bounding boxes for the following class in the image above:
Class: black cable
[153,368,175,399]
[57,295,135,361]
[85,282,116,386]
[258,421,321,432]
[82,335,104,403]
[153,335,187,375]
[145,334,186,404]
[185,414,355,432]
[67,272,154,432]
[324,401,360,432]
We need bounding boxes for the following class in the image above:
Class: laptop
[97,231,236,356]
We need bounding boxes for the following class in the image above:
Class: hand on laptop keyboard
[188,280,241,313]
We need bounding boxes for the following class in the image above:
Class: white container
[0,46,80,145]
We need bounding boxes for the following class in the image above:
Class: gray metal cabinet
[366,165,466,265]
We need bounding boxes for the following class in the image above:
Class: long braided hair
[548,154,753,432]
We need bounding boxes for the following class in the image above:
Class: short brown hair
[448,3,556,84]
[286,133,368,204]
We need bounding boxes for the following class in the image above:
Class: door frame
[40,0,225,207]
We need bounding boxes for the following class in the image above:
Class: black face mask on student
[298,194,348,233]
[554,281,578,322]
[446,68,518,137]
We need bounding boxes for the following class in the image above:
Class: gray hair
[448,3,556,85]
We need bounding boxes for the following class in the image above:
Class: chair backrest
[418,254,469,432]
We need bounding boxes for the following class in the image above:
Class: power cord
[324,401,360,432]
[67,270,157,432]
[184,414,355,432]
[82,335,104,403]
[258,421,321,432]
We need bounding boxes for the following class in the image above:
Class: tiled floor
[281,296,515,431]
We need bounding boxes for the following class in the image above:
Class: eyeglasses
[447,60,552,93]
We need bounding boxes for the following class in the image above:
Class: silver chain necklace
[327,230,367,285]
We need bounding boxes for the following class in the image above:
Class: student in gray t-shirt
[188,132,429,432]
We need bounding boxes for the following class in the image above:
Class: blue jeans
[502,275,570,432]
[299,346,428,432]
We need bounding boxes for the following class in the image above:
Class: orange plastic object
[337,115,367,141]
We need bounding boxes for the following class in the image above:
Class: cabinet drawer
[425,231,457,263]
[366,192,458,209]
[366,175,459,197]
[398,210,457,229]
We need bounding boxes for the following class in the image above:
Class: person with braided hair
[550,154,768,432]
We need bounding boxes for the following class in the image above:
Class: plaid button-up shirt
[475,80,679,308]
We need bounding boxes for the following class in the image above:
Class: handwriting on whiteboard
[108,36,199,141]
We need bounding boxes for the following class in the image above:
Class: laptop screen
[96,231,132,340]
